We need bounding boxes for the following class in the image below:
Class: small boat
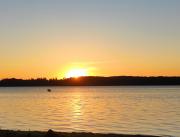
[47,89,52,92]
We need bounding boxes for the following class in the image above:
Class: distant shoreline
[0,129,161,137]
[1,76,180,86]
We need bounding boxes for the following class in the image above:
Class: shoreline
[0,129,161,137]
[1,76,180,86]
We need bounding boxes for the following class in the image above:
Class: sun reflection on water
[72,94,83,119]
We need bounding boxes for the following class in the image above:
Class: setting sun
[65,69,88,78]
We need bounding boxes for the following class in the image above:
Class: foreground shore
[0,129,161,137]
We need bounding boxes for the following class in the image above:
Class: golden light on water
[65,68,88,78]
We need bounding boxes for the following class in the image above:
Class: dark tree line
[1,76,180,86]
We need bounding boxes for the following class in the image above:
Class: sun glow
[65,69,88,78]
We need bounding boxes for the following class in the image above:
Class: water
[0,86,180,137]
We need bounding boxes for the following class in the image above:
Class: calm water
[0,86,180,136]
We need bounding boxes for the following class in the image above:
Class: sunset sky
[0,0,180,79]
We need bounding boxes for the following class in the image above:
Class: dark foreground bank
[0,130,161,137]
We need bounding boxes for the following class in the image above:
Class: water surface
[0,86,179,136]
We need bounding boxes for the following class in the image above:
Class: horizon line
[1,75,180,81]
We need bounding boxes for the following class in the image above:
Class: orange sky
[0,1,180,79]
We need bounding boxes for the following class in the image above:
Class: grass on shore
[0,129,161,137]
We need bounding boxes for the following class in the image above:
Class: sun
[65,68,88,78]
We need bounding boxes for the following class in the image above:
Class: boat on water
[47,89,52,92]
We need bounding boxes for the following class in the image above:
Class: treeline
[1,76,180,86]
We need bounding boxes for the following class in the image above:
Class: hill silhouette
[1,76,180,86]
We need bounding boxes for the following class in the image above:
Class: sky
[0,0,180,79]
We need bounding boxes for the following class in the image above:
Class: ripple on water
[0,86,180,136]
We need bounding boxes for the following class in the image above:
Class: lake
[0,86,179,137]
